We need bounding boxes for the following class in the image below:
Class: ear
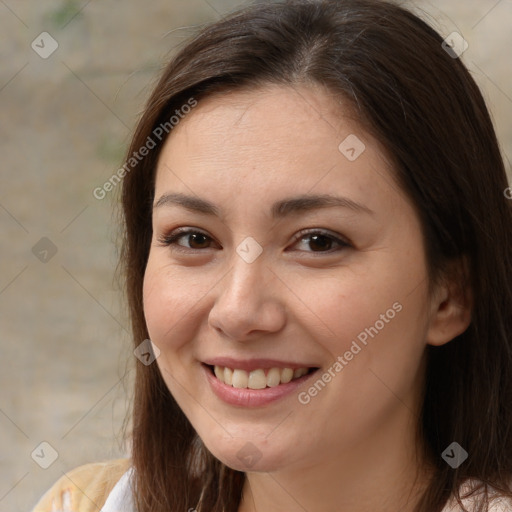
[425,257,472,347]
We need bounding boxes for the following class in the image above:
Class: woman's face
[143,84,438,473]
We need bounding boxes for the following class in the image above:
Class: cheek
[142,257,209,403]
[293,252,429,363]
[293,267,429,438]
[142,257,201,352]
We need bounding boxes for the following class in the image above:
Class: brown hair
[118,1,512,511]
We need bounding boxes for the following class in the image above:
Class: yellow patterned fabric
[32,458,512,511]
[31,459,131,512]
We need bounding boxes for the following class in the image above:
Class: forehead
[154,85,402,216]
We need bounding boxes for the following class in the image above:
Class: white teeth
[232,369,248,388]
[280,368,294,384]
[212,365,311,389]
[266,367,281,387]
[214,366,224,380]
[248,369,267,389]
[224,367,233,386]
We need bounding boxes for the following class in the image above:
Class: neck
[237,407,433,512]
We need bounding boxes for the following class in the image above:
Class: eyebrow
[153,192,375,218]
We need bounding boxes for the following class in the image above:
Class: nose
[208,253,287,341]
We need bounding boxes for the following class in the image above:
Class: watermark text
[93,97,198,200]
[298,301,403,405]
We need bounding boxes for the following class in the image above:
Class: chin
[201,433,291,472]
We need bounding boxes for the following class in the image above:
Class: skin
[142,84,471,512]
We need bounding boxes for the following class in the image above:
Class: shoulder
[442,478,512,511]
[31,458,131,512]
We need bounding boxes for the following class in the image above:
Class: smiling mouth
[206,364,319,390]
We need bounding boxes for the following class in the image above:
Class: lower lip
[202,363,319,407]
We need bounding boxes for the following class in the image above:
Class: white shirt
[100,468,136,512]
[103,468,512,511]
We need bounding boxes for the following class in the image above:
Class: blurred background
[0,0,511,510]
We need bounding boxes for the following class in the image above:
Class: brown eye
[184,232,211,249]
[306,234,335,252]
[158,229,216,251]
[157,228,350,255]
[290,230,351,253]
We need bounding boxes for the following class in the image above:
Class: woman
[32,0,512,511]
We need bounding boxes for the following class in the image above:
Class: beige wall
[0,1,510,510]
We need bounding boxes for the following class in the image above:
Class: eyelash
[156,227,351,255]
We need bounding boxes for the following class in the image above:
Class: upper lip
[202,357,319,372]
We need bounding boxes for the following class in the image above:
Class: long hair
[118,1,512,511]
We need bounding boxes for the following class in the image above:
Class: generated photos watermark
[442,441,468,468]
[31,32,59,59]
[441,31,469,58]
[298,301,403,405]
[93,97,198,200]
[134,339,161,366]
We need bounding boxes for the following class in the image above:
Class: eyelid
[289,227,352,250]
[156,226,352,253]
[156,227,218,249]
